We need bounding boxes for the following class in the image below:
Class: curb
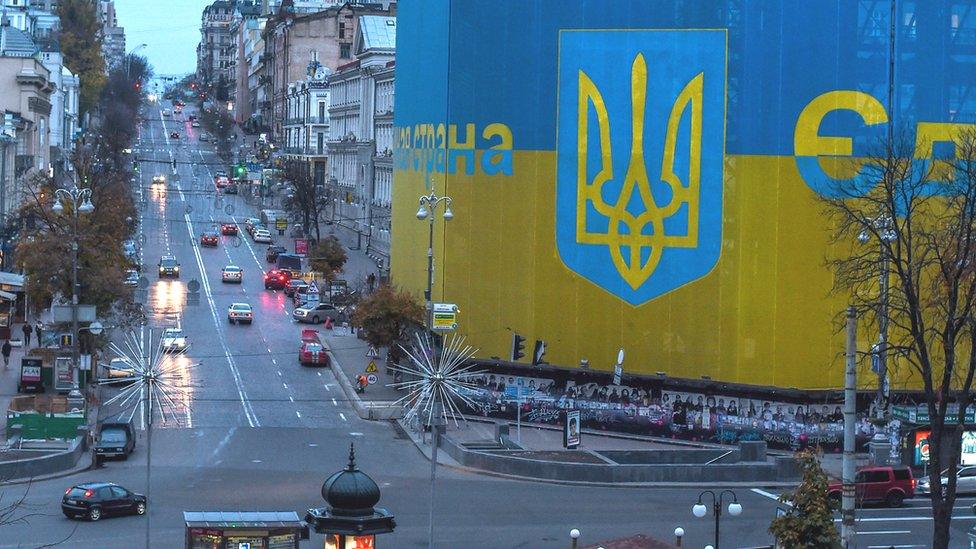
[325,344,402,421]
[0,451,93,487]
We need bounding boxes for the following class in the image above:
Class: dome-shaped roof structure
[321,444,381,517]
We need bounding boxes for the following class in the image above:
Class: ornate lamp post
[692,489,742,549]
[857,215,896,421]
[416,182,453,329]
[306,444,396,547]
[52,185,95,407]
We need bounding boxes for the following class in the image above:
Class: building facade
[392,0,976,390]
[97,0,125,69]
[326,15,394,264]
[196,0,234,84]
[283,74,329,184]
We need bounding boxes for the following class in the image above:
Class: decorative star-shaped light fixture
[389,332,481,428]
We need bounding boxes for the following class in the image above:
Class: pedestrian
[21,323,31,347]
[356,374,368,394]
[2,340,11,370]
[35,321,42,347]
[367,273,376,293]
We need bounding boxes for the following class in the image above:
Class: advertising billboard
[393,1,976,389]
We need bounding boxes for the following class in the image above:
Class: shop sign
[54,356,73,392]
[295,238,309,255]
[432,303,459,331]
[564,409,581,449]
[892,404,976,425]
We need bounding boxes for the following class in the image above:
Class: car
[151,174,166,186]
[191,120,200,128]
[158,255,180,277]
[214,174,230,188]
[827,466,916,508]
[293,302,341,324]
[199,133,211,142]
[221,265,243,283]
[170,132,180,139]
[161,328,188,352]
[123,269,139,287]
[94,422,135,460]
[123,240,138,258]
[284,278,308,297]
[100,358,135,381]
[263,269,291,290]
[62,483,146,521]
[223,183,238,194]
[244,217,262,234]
[161,108,171,116]
[200,231,219,247]
[266,245,287,263]
[252,229,272,243]
[220,223,238,236]
[917,465,976,495]
[299,329,329,367]
[227,302,253,324]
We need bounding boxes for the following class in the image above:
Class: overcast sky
[113,0,211,76]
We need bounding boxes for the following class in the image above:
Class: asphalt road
[2,100,974,548]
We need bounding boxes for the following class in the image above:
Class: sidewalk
[0,323,37,443]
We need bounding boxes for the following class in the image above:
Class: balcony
[284,117,303,126]
[306,116,329,125]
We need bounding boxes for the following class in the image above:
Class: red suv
[827,466,916,508]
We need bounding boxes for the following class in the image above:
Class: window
[960,468,976,478]
[892,468,912,480]
[858,470,890,483]
[98,487,113,499]
[111,487,128,498]
[339,22,346,39]
[340,44,351,59]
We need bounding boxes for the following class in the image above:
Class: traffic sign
[366,346,379,359]
[276,218,287,230]
[366,374,378,385]
[366,360,377,373]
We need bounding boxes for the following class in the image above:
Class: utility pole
[842,306,857,547]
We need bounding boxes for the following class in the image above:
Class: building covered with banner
[392,1,976,391]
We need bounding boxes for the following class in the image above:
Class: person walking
[21,323,32,347]
[367,273,376,293]
[35,321,42,348]
[2,340,11,370]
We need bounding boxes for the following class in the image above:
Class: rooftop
[358,15,396,52]
[0,23,38,57]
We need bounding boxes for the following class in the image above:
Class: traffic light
[132,161,139,172]
[511,333,525,362]
[532,339,547,366]
[234,163,246,178]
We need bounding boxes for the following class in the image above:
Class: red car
[827,465,916,508]
[220,223,238,236]
[263,269,292,290]
[200,232,218,247]
[299,329,329,367]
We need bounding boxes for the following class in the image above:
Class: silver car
[917,466,976,495]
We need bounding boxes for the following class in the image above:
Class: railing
[305,116,328,125]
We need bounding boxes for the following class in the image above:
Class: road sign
[366,346,379,359]
[276,218,287,230]
[366,360,377,373]
[52,305,96,323]
[308,281,319,294]
[432,303,459,331]
[366,374,378,385]
[187,279,201,293]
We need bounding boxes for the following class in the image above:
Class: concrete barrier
[0,431,87,482]
[326,346,403,420]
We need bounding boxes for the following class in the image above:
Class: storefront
[0,271,25,339]
[183,511,308,549]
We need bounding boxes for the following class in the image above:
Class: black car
[284,278,308,297]
[62,483,146,521]
[94,422,135,460]
[266,245,287,263]
[158,255,180,277]
[223,183,238,194]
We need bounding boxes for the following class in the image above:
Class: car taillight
[912,479,917,488]
[84,490,93,498]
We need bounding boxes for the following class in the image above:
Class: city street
[2,100,974,548]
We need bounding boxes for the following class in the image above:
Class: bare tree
[281,158,326,241]
[824,127,976,548]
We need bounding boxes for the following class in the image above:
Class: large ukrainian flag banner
[392,1,976,390]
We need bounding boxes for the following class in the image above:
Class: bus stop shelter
[184,511,308,549]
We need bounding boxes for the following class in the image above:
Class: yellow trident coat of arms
[556,30,727,305]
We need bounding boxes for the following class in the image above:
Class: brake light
[84,490,93,498]
[913,479,918,489]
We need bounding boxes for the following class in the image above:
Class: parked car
[276,252,302,272]
[221,265,243,283]
[918,466,976,495]
[264,269,291,290]
[293,302,341,324]
[123,269,139,287]
[62,482,146,521]
[827,466,916,508]
[170,132,180,139]
[151,174,166,186]
[199,133,211,142]
[266,245,287,263]
[191,120,200,128]
[299,329,329,367]
[161,108,171,116]
[244,217,261,234]
[252,229,272,243]
[227,302,253,324]
[284,278,308,297]
[221,223,238,236]
[161,328,188,352]
[223,183,238,194]
[200,231,219,247]
[123,240,138,258]
[100,358,135,382]
[94,422,135,460]
[158,255,180,278]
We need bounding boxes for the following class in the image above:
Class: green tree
[351,285,425,362]
[768,450,841,548]
[59,0,106,116]
[309,236,347,282]
[200,106,234,161]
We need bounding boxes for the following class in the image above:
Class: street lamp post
[569,528,581,549]
[692,489,742,549]
[52,185,95,406]
[416,182,453,329]
[857,216,895,421]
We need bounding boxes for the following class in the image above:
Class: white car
[221,265,243,283]
[162,108,171,116]
[191,121,200,128]
[123,269,139,287]
[252,229,272,243]
[227,303,253,324]
[160,328,188,352]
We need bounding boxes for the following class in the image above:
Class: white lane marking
[296,411,302,419]
[251,459,262,463]
[857,531,912,535]
[282,382,288,389]
[350,432,364,436]
[751,488,789,506]
[867,546,926,548]
[835,516,976,522]
[339,412,347,421]
[324,384,331,391]
[209,426,238,462]
[271,358,277,365]
[332,398,337,406]
[316,371,322,377]
[289,396,294,402]
[183,208,259,427]
[277,370,282,376]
